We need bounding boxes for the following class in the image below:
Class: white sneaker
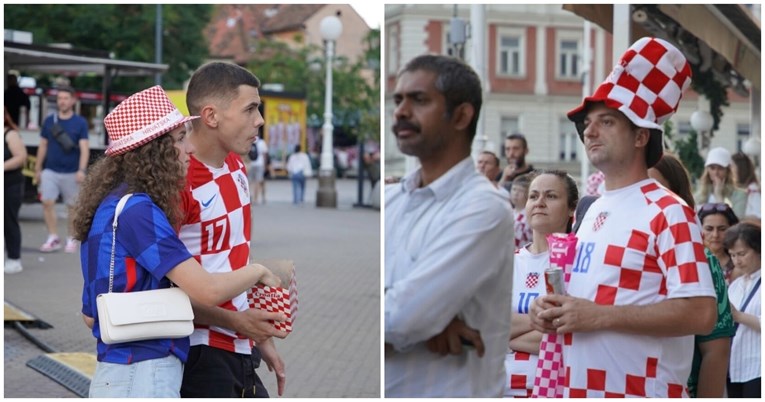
[5,259,23,274]
[65,237,79,253]
[40,235,61,252]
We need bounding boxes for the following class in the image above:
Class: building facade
[384,4,754,180]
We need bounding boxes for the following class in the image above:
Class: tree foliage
[247,28,381,142]
[663,119,704,182]
[4,4,211,92]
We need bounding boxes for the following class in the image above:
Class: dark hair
[651,153,695,209]
[723,221,761,255]
[698,203,740,227]
[505,133,528,151]
[399,54,482,141]
[294,144,301,153]
[186,62,261,115]
[480,150,499,167]
[529,170,579,232]
[732,152,759,187]
[73,134,185,241]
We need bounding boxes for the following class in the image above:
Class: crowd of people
[385,37,760,398]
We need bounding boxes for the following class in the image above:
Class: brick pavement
[3,178,380,398]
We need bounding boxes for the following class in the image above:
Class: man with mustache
[529,37,716,397]
[384,54,514,397]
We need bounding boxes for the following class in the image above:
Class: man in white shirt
[530,37,716,397]
[249,133,268,204]
[384,54,514,397]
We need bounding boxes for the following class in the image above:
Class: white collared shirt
[728,269,761,382]
[384,157,515,397]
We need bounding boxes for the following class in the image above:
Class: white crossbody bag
[96,194,194,345]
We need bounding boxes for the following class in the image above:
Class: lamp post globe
[690,110,714,151]
[316,15,343,208]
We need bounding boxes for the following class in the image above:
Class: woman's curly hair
[73,134,185,241]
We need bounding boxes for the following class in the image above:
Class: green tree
[663,120,705,182]
[4,4,211,92]
[247,28,381,142]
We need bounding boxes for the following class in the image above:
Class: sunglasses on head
[699,203,731,213]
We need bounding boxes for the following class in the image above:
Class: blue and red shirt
[81,190,192,364]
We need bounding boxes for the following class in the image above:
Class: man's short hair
[186,62,261,115]
[399,54,482,142]
[480,150,500,167]
[57,86,76,96]
[505,133,528,150]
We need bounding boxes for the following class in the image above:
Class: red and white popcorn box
[247,259,298,333]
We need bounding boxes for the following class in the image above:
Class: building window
[736,123,750,152]
[500,116,520,158]
[496,27,525,77]
[559,118,578,161]
[557,37,580,80]
[387,24,398,74]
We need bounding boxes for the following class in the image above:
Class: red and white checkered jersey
[505,246,547,397]
[564,179,715,397]
[180,152,254,354]
[514,209,532,250]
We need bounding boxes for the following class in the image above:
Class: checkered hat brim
[104,85,199,156]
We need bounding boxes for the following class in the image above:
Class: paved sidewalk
[4,178,381,398]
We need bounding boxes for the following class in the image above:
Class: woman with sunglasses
[694,147,747,219]
[724,222,761,398]
[698,203,740,284]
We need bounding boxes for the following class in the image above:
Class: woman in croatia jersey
[504,170,578,397]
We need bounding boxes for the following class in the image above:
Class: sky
[351,3,382,29]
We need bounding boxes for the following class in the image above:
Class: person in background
[34,86,90,253]
[730,152,760,219]
[698,203,740,284]
[694,147,747,219]
[509,172,533,250]
[648,153,735,398]
[504,170,578,397]
[73,86,280,398]
[5,107,27,274]
[249,132,269,205]
[4,72,30,127]
[724,222,761,398]
[498,133,534,193]
[286,144,313,205]
[476,150,502,187]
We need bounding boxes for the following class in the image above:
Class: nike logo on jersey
[201,194,217,208]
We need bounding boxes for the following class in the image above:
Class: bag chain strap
[108,194,133,294]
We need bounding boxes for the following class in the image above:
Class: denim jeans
[291,171,306,204]
[89,355,183,397]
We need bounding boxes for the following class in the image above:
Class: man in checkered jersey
[530,37,716,397]
[178,62,288,398]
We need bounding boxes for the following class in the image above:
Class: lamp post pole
[316,15,342,208]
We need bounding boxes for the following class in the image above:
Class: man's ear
[452,103,475,132]
[199,105,218,128]
[634,127,650,148]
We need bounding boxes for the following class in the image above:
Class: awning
[4,41,168,77]
[562,4,760,90]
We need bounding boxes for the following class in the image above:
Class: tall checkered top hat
[104,85,199,156]
[567,37,692,167]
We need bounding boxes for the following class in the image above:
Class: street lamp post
[316,15,342,208]
[690,109,714,153]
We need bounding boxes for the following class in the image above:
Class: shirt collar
[399,157,475,201]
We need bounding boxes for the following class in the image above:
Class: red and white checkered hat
[104,85,199,156]
[567,37,692,167]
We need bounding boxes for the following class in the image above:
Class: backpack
[248,140,259,161]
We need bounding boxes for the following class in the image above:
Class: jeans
[89,355,183,397]
[291,171,305,204]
